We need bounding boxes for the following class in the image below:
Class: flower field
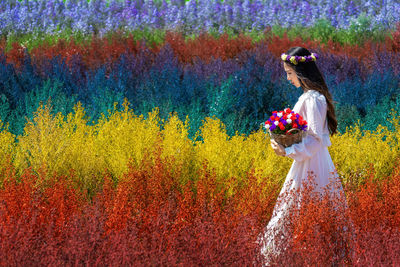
[0,0,400,265]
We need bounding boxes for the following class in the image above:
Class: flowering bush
[0,0,398,37]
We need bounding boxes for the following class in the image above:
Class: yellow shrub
[8,101,400,193]
[160,113,195,184]
[245,128,292,186]
[60,102,104,191]
[94,100,161,183]
[14,103,68,183]
[14,102,103,190]
[13,99,164,191]
[0,120,16,186]
[194,117,292,194]
[329,109,400,186]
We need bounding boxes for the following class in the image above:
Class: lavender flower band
[281,52,319,65]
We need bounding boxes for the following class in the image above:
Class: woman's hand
[270,139,286,157]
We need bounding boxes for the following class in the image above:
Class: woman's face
[284,63,301,88]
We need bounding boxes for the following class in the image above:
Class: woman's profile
[259,47,352,265]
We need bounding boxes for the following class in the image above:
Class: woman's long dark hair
[284,47,338,136]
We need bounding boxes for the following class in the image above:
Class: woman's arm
[284,96,326,162]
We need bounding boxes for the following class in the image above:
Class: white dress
[259,89,348,263]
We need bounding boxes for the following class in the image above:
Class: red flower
[293,123,298,128]
[284,108,292,114]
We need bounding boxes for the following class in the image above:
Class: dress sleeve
[284,95,326,162]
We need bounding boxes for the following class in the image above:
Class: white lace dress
[259,89,348,263]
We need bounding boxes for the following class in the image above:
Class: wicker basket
[269,128,307,148]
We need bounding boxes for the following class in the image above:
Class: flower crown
[281,52,319,65]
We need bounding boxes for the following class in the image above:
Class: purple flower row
[0,0,399,36]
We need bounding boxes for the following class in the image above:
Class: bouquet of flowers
[264,108,308,148]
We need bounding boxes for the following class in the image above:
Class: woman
[259,47,351,265]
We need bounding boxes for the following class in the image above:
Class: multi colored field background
[1,0,400,265]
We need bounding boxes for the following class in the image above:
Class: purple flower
[0,0,398,37]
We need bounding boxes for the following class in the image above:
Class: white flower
[264,124,270,130]
[286,119,292,124]
[277,112,283,118]
[274,121,279,126]
[288,114,292,119]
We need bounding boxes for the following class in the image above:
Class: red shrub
[258,174,354,266]
[260,163,400,266]
[3,31,398,76]
[5,42,27,70]
[28,33,155,75]
[0,163,83,266]
[344,162,400,266]
[165,31,255,64]
[265,33,321,58]
[0,152,399,266]
[265,32,396,72]
[389,22,400,52]
[0,38,5,56]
